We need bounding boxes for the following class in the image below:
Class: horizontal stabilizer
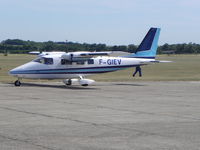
[150,60,173,63]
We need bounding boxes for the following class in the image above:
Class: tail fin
[126,27,161,59]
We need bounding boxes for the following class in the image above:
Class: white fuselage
[9,54,154,79]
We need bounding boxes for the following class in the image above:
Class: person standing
[133,66,142,77]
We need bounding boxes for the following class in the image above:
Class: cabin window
[61,59,72,65]
[76,61,85,65]
[88,59,94,64]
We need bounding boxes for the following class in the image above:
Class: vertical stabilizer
[126,28,161,59]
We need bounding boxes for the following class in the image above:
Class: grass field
[0,54,200,83]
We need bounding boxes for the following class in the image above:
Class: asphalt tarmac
[0,81,200,150]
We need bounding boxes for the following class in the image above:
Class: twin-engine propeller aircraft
[9,27,168,86]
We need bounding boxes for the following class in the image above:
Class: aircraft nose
[9,67,20,75]
[9,65,25,76]
[9,61,36,76]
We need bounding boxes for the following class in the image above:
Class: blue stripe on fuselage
[10,65,139,74]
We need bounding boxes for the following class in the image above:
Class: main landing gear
[63,78,88,86]
[65,79,72,85]
[79,76,88,87]
[63,76,95,86]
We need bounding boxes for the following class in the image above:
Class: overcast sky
[0,0,200,45]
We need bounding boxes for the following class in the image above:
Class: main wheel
[14,80,21,86]
[66,79,72,85]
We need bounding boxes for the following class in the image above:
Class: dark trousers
[133,66,142,77]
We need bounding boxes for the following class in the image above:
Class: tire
[14,80,21,86]
[66,79,72,85]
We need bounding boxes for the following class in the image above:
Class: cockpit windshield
[33,57,53,65]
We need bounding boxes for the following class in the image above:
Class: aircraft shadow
[7,82,99,90]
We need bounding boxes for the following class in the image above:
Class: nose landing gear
[14,78,21,86]
[14,80,21,86]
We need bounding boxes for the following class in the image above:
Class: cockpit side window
[44,58,53,65]
[33,57,53,65]
[33,58,44,64]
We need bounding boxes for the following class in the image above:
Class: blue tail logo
[126,27,161,59]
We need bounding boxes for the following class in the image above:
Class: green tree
[41,41,55,51]
[128,44,137,53]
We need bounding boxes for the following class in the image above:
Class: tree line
[1,39,200,54]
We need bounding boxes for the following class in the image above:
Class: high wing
[29,51,66,56]
[77,51,111,57]
[28,51,41,55]
[29,51,110,59]
[61,51,111,61]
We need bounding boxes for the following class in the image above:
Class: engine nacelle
[61,53,72,60]
[79,79,95,86]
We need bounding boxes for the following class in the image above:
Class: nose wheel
[14,80,21,86]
